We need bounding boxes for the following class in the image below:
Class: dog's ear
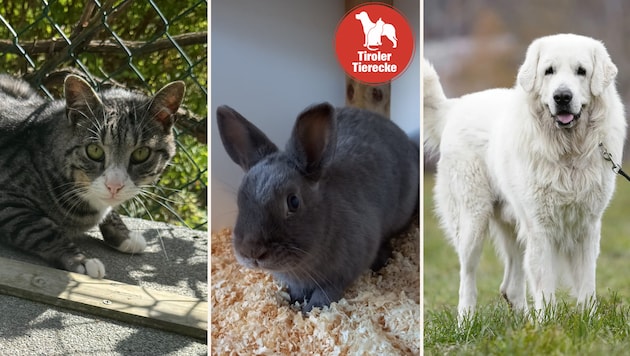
[517,38,541,92]
[591,41,617,96]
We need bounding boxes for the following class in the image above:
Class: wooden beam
[345,78,391,118]
[346,0,393,10]
[0,257,207,341]
[344,0,394,118]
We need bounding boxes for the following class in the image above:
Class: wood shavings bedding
[211,223,420,355]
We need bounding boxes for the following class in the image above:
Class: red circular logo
[335,3,415,85]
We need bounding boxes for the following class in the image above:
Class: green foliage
[424,174,630,354]
[0,0,207,229]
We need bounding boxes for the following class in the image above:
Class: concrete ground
[0,217,208,355]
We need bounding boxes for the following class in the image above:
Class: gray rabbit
[217,103,418,312]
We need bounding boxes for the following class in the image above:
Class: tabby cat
[0,74,185,278]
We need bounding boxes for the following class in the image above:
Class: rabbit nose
[247,249,269,269]
[238,241,269,261]
[251,248,269,262]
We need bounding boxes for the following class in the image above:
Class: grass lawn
[423,174,630,355]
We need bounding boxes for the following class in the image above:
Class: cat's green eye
[86,143,104,161]
[131,147,151,164]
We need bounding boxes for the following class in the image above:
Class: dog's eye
[577,66,586,76]
[544,67,554,75]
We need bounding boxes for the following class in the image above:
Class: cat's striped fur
[0,74,185,278]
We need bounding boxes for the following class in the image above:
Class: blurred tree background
[424,0,630,160]
[0,0,207,230]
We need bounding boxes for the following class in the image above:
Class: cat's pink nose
[104,169,127,196]
[106,182,124,195]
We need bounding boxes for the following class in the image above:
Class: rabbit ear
[287,103,337,179]
[216,105,278,172]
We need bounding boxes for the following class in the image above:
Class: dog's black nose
[553,89,573,105]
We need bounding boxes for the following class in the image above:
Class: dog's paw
[116,231,147,254]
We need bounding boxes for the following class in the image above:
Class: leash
[599,142,630,182]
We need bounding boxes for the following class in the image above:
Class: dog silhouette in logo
[355,11,397,50]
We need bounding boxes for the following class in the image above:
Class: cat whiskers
[137,104,156,138]
[126,193,170,260]
[136,185,185,221]
[128,183,187,260]
[51,181,92,221]
[67,106,105,140]
[137,189,180,205]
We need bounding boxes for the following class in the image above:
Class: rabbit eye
[287,194,300,213]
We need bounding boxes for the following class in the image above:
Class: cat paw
[75,258,106,278]
[116,231,147,254]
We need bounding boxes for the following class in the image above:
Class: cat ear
[149,81,186,131]
[64,75,103,125]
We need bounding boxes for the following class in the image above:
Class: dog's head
[355,11,368,20]
[517,34,617,129]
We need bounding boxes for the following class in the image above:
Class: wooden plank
[0,257,207,341]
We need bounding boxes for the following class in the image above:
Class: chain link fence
[0,0,208,230]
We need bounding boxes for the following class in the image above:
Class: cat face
[63,76,185,212]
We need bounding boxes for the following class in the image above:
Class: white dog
[355,11,397,49]
[424,34,626,323]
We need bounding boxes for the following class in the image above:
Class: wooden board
[0,257,207,341]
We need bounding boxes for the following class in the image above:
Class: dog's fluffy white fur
[424,34,627,322]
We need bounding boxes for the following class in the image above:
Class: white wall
[391,0,420,134]
[211,1,420,231]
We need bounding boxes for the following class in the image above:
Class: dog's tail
[423,58,448,156]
